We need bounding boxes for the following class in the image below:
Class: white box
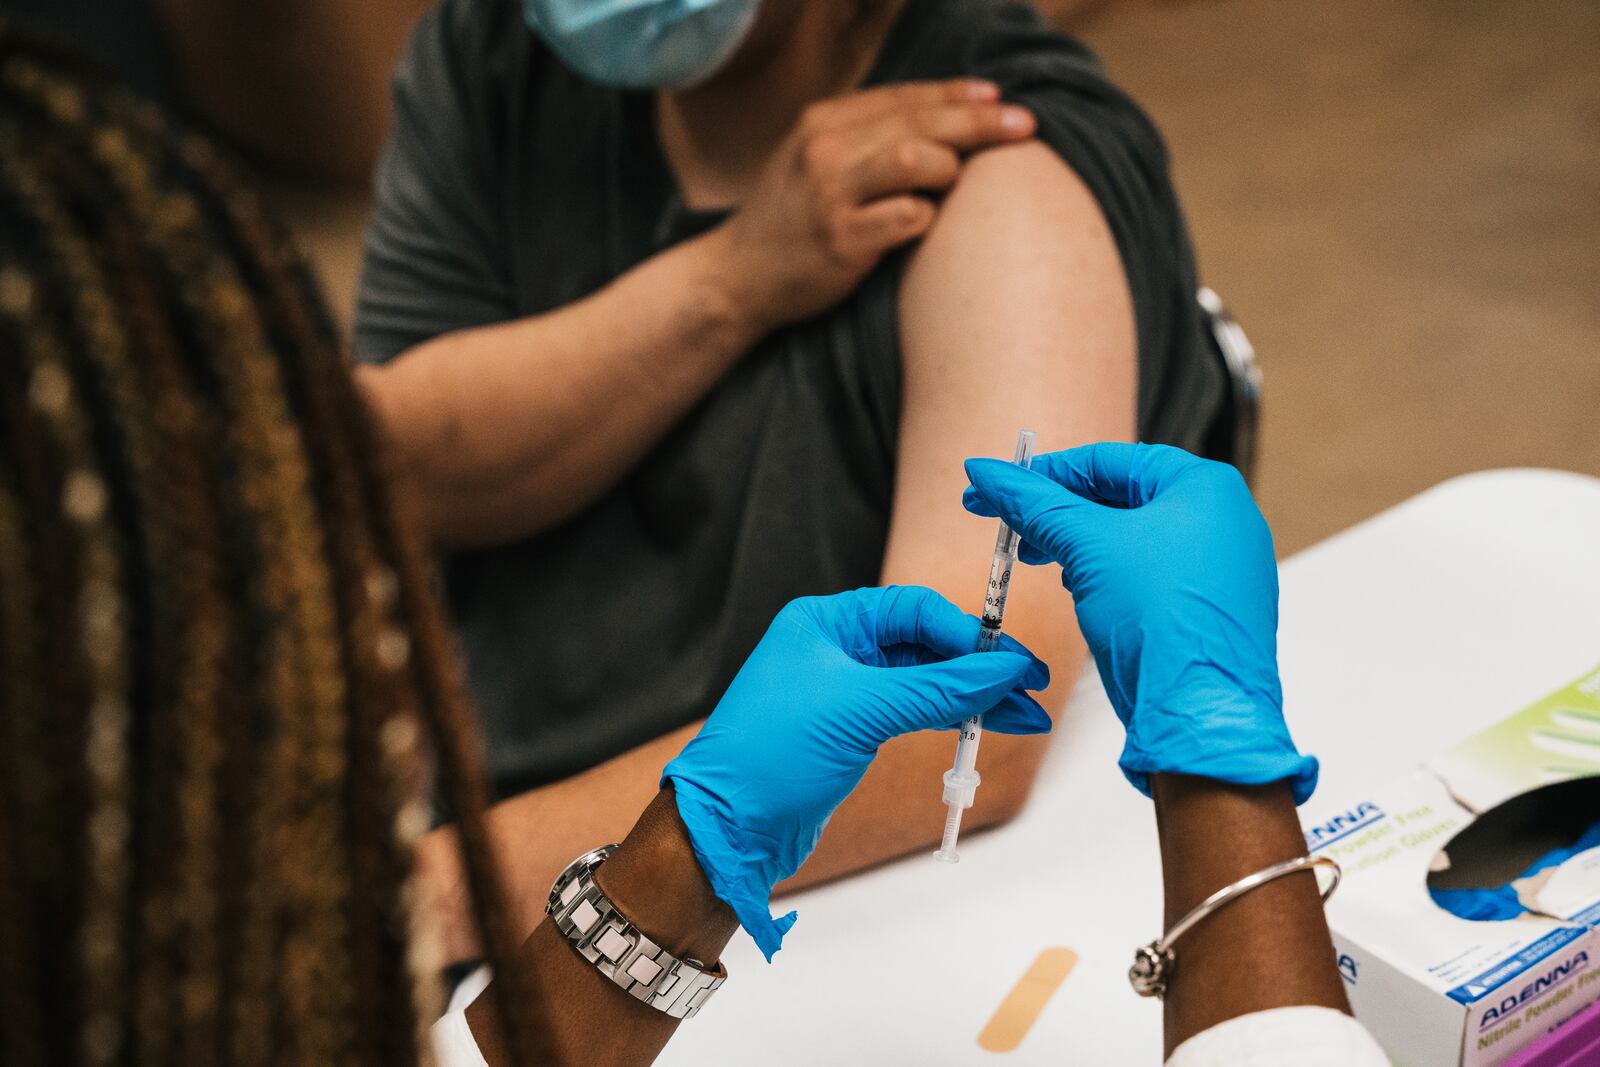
[1303,665,1600,1066]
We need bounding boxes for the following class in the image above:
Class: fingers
[991,443,1203,511]
[881,650,1051,736]
[890,99,1035,152]
[838,101,1031,203]
[960,443,1143,519]
[982,690,1054,735]
[871,584,966,651]
[849,138,961,201]
[845,195,937,253]
[870,585,1048,689]
[962,458,1105,569]
[1031,443,1153,507]
[789,81,1033,269]
[963,444,1217,565]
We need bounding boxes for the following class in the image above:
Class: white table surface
[656,468,1600,1066]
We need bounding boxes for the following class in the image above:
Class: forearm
[418,720,703,966]
[788,553,1089,892]
[777,726,1053,891]
[361,229,767,548]
[783,569,1082,892]
[1152,774,1349,1058]
[469,787,738,1066]
[422,705,1054,956]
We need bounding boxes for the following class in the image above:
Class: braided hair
[0,20,553,1065]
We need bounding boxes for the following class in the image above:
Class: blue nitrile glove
[962,442,1317,803]
[1431,819,1600,922]
[662,585,1050,960]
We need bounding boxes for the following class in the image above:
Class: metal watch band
[546,845,727,1020]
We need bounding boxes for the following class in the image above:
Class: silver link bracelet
[547,845,728,1019]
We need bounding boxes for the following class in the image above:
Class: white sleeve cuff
[1165,1005,1391,1067]
[429,966,493,1067]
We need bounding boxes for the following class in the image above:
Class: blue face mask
[523,0,763,90]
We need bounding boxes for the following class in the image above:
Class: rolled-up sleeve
[354,0,520,363]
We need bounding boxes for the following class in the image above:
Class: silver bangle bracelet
[1129,854,1342,999]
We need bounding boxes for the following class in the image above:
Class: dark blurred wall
[0,0,173,103]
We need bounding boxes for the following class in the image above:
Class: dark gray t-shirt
[356,0,1223,798]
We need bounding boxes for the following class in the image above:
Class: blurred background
[1083,0,1599,552]
[34,0,1593,555]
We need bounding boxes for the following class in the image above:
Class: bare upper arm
[769,144,1141,866]
[882,138,1137,711]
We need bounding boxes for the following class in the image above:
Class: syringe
[934,428,1036,864]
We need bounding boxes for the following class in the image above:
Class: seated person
[0,32,1381,1066]
[354,0,1226,958]
[0,36,1043,1063]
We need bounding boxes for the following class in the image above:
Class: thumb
[964,458,1103,569]
[876,650,1038,736]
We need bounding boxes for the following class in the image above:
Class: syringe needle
[934,429,1036,864]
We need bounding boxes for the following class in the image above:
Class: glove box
[1303,665,1600,1067]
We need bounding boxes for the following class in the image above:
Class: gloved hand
[962,442,1317,802]
[1431,819,1600,922]
[662,585,1050,960]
